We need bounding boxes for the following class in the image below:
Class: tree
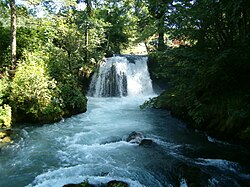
[146,0,250,142]
[9,0,16,66]
[167,0,250,49]
[146,0,173,51]
[83,0,92,63]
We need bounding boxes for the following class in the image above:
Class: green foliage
[167,0,250,49]
[140,97,157,109]
[148,45,250,140]
[0,77,10,105]
[44,43,88,116]
[94,0,141,55]
[0,77,11,129]
[10,51,63,123]
[80,179,92,187]
[59,77,87,117]
[144,0,250,142]
[0,26,10,66]
[0,104,11,129]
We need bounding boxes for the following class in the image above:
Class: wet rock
[139,139,153,147]
[126,132,156,147]
[99,172,109,176]
[172,163,211,187]
[107,180,129,187]
[126,131,144,143]
[63,180,129,187]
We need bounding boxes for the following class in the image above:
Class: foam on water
[207,136,230,145]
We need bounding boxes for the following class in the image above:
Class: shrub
[10,51,63,123]
[0,77,11,128]
[0,76,10,105]
[0,104,11,128]
[59,77,87,117]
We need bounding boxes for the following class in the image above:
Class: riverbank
[147,90,250,147]
[146,46,250,147]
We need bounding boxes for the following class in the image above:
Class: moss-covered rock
[63,180,129,187]
[107,180,129,187]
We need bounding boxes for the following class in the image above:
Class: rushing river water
[0,56,250,187]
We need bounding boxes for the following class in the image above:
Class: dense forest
[1,0,250,144]
[145,0,250,144]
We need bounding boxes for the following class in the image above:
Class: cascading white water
[88,56,154,97]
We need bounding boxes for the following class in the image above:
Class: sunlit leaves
[10,50,63,122]
[0,104,11,128]
[0,76,11,128]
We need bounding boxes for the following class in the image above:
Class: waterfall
[88,55,154,97]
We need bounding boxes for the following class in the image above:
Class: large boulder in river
[126,132,156,147]
[126,131,144,144]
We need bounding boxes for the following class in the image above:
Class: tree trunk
[86,0,92,16]
[84,0,92,64]
[84,22,89,63]
[10,0,17,67]
[157,16,165,51]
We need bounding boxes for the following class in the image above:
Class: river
[0,56,250,187]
